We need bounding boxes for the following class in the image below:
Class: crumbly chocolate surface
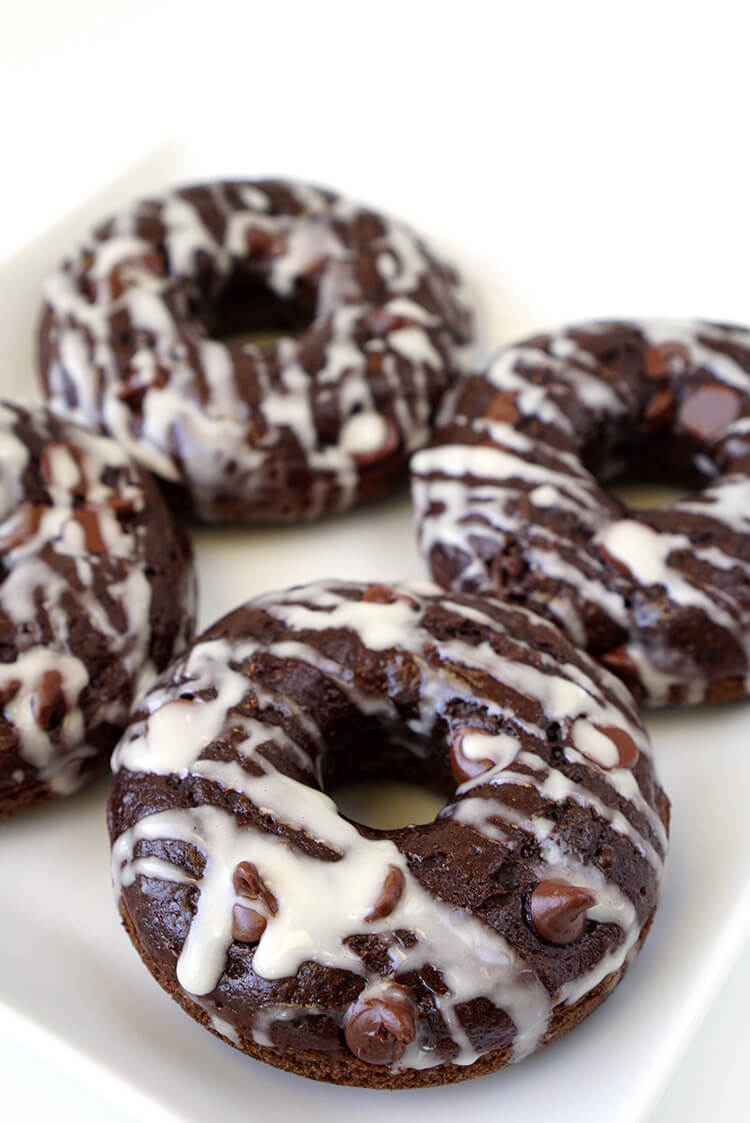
[39,179,474,523]
[412,319,750,706]
[0,402,195,814]
[108,580,668,1087]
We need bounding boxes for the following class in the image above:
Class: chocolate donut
[412,319,750,706]
[108,579,668,1088]
[0,402,195,814]
[39,180,474,523]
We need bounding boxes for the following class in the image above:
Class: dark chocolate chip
[678,383,742,442]
[245,227,286,258]
[233,860,278,915]
[343,984,416,1065]
[0,679,21,708]
[106,493,139,520]
[74,508,108,553]
[450,727,495,785]
[0,503,45,551]
[351,416,400,467]
[644,341,691,378]
[593,724,639,769]
[601,645,641,682]
[365,865,405,922]
[232,904,267,944]
[361,584,419,610]
[30,670,66,731]
[643,388,676,431]
[485,391,520,425]
[362,584,398,604]
[528,879,596,945]
[98,251,165,302]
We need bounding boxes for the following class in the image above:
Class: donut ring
[108,579,668,1088]
[411,319,750,707]
[0,402,195,814]
[39,180,474,523]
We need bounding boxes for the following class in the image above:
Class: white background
[1,2,749,1120]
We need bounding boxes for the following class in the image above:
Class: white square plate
[1,141,749,1123]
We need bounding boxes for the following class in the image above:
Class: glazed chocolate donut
[108,579,668,1088]
[412,319,750,707]
[39,180,474,523]
[0,402,195,815]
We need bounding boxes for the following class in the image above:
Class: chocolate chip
[98,251,165,302]
[450,727,495,785]
[678,383,742,442]
[0,679,21,708]
[361,585,419,610]
[362,584,398,604]
[231,860,277,944]
[0,503,45,551]
[485,391,520,425]
[106,493,139,521]
[233,860,278,915]
[643,388,676,431]
[30,670,66,731]
[246,228,286,258]
[528,879,596,945]
[365,865,405,922]
[593,724,639,769]
[350,416,400,467]
[231,904,267,944]
[601,645,641,682]
[644,341,691,378]
[343,984,416,1065]
[73,508,107,553]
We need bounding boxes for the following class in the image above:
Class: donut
[0,402,195,815]
[38,179,474,523]
[412,319,750,707]
[108,579,668,1088]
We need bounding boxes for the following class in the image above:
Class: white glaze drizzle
[111,580,665,1071]
[42,182,474,521]
[412,319,750,706]
[0,404,195,796]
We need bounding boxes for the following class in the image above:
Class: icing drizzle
[40,180,475,522]
[0,403,195,799]
[412,319,750,706]
[110,579,667,1072]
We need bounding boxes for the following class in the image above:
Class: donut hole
[329,779,446,830]
[199,268,317,349]
[606,479,690,510]
[321,723,453,830]
[585,424,707,479]
[579,370,744,505]
[583,425,709,511]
